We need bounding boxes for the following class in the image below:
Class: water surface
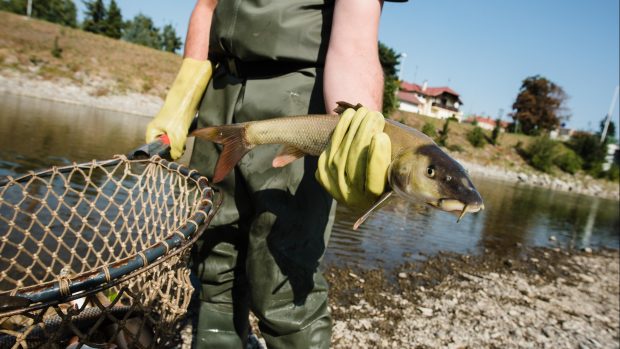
[1,93,618,271]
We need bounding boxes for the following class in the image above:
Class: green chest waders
[190,64,336,348]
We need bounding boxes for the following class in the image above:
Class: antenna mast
[600,85,619,144]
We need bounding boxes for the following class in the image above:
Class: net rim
[0,155,220,312]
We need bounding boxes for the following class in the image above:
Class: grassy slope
[0,11,181,97]
[392,111,534,172]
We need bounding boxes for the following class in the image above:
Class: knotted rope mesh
[0,155,218,348]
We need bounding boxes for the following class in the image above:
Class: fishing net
[0,155,219,348]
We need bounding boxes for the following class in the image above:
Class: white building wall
[399,101,419,113]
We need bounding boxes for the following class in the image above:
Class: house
[398,81,464,121]
[549,127,575,141]
[463,115,509,131]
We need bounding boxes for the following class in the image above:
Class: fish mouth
[427,198,485,222]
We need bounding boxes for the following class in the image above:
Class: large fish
[191,102,484,229]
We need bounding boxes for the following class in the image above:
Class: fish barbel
[191,102,484,228]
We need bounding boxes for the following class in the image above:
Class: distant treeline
[0,0,182,53]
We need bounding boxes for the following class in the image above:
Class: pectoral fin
[272,145,306,168]
[353,191,394,230]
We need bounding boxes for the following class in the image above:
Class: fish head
[388,144,484,220]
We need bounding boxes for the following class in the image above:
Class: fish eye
[426,165,436,178]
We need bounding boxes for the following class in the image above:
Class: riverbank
[324,248,619,348]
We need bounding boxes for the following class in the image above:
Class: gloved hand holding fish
[191,102,484,229]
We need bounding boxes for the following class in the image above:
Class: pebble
[418,307,433,317]
[398,272,408,279]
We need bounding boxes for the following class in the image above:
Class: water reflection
[0,93,149,176]
[1,93,619,272]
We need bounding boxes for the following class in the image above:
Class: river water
[1,93,618,270]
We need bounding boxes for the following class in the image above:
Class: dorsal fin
[333,101,364,114]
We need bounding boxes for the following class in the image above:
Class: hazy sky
[77,0,620,136]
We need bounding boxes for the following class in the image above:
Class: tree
[0,0,30,15]
[510,75,569,135]
[82,0,106,34]
[491,118,502,145]
[122,13,162,50]
[1,0,77,27]
[378,42,401,116]
[104,0,122,39]
[568,131,606,173]
[161,24,182,53]
[598,116,617,144]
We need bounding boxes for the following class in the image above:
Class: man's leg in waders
[235,71,335,349]
[190,70,252,348]
[191,67,335,348]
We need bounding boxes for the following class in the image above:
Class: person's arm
[316,0,391,209]
[145,0,217,159]
[323,0,384,113]
[184,0,217,60]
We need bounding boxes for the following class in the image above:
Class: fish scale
[246,115,338,156]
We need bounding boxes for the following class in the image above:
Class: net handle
[128,135,171,160]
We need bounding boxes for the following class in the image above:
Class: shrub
[608,164,620,182]
[467,126,487,148]
[447,144,464,152]
[527,136,559,173]
[554,149,582,174]
[421,122,436,138]
[436,119,451,146]
[567,132,606,171]
[51,36,63,58]
[491,118,502,145]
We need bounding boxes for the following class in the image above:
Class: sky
[77,0,620,137]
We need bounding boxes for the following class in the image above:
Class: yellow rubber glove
[145,58,212,159]
[315,107,392,209]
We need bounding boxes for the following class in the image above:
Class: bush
[528,136,559,173]
[568,132,606,171]
[447,144,464,152]
[608,164,620,182]
[491,118,502,145]
[51,36,63,58]
[421,122,436,138]
[436,119,451,146]
[467,126,487,148]
[554,148,582,174]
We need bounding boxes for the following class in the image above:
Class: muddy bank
[325,248,619,348]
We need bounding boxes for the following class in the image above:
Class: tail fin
[191,125,252,183]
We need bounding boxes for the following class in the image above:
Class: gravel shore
[325,248,619,348]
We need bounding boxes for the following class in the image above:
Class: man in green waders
[146,0,404,347]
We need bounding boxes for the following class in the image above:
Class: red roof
[397,91,421,105]
[465,116,509,128]
[400,81,460,97]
